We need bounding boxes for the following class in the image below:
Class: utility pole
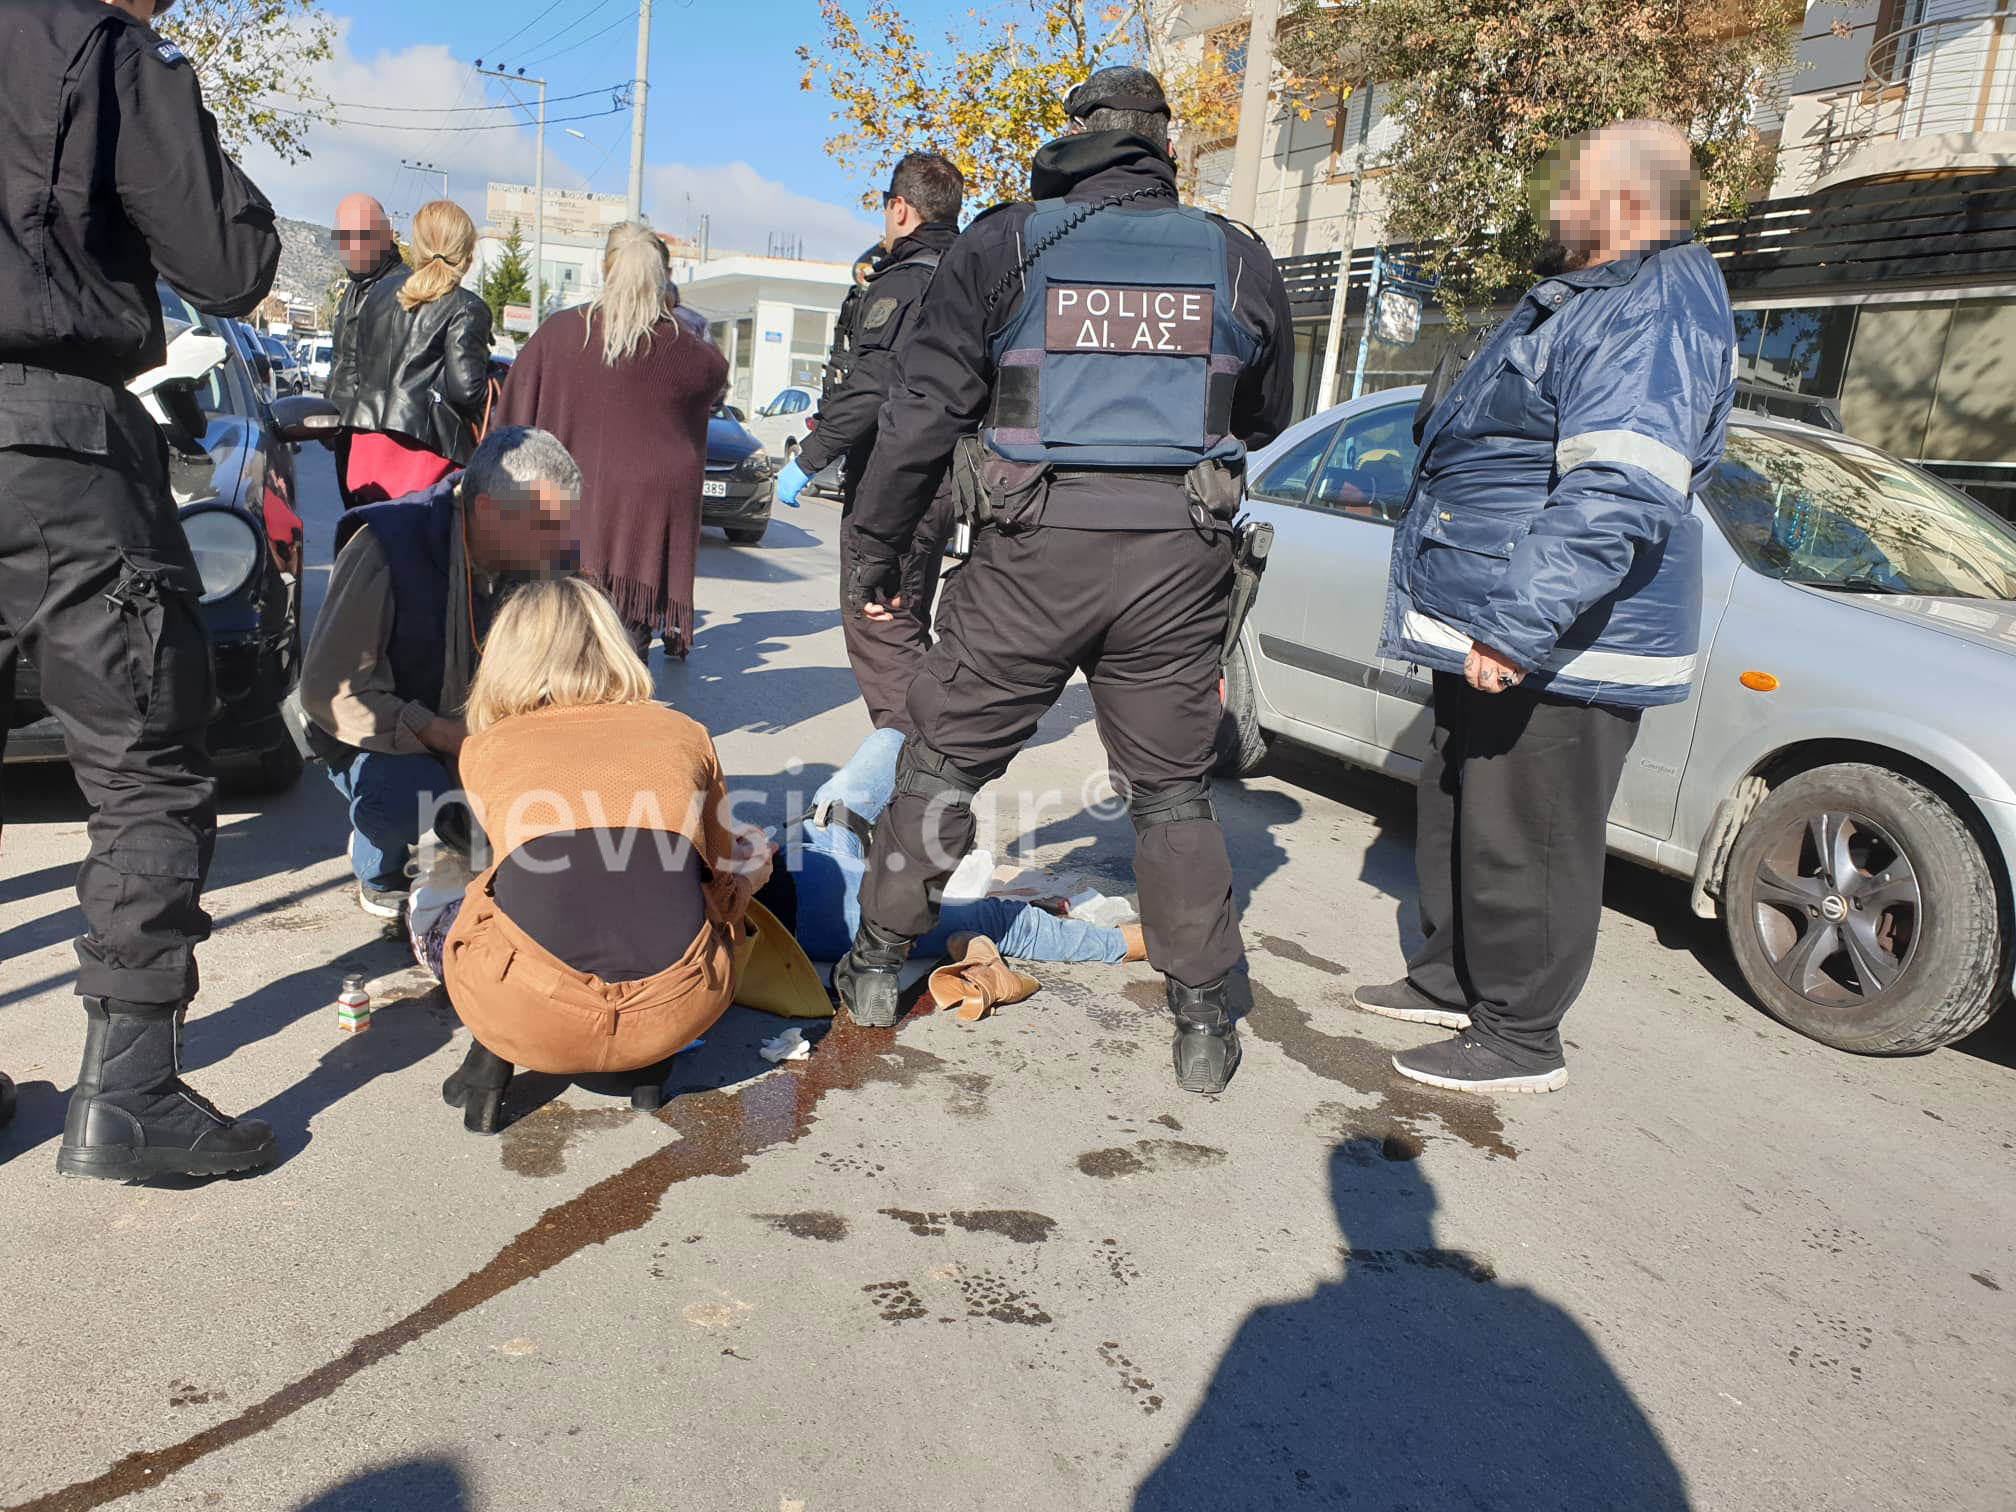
[1316,88,1371,412]
[1226,0,1280,226]
[627,0,653,221]
[477,64,548,330]
[401,159,448,200]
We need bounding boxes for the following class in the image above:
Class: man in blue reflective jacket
[1354,120,1736,1095]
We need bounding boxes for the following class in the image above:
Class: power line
[521,11,634,67]
[263,83,621,114]
[513,0,625,63]
[487,0,573,60]
[316,104,625,134]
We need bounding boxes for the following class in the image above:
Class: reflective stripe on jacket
[1379,237,1736,709]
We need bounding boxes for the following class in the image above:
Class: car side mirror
[272,393,341,447]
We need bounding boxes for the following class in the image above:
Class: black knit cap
[1064,67,1170,120]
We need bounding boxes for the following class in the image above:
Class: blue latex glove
[774,457,810,507]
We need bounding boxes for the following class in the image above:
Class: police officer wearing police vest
[776,152,966,734]
[833,67,1295,1095]
[0,0,280,1173]
[1352,121,1736,1096]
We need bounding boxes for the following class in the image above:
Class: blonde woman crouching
[438,577,770,1132]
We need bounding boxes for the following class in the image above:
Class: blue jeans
[789,728,1127,965]
[326,748,455,890]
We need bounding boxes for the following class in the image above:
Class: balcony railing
[1803,12,2016,179]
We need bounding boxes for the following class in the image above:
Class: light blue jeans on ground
[325,747,455,891]
[789,727,1128,964]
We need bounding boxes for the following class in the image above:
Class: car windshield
[1702,428,2016,601]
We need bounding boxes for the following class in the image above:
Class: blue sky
[250,0,988,259]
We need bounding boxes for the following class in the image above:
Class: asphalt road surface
[1,448,2011,1511]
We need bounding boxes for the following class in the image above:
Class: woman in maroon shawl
[497,223,727,658]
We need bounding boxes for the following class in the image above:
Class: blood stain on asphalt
[1254,934,1350,977]
[1076,1138,1228,1179]
[11,1010,945,1512]
[756,1211,850,1242]
[1165,976,1517,1162]
[499,1105,633,1178]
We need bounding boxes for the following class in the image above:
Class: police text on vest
[1044,284,1213,356]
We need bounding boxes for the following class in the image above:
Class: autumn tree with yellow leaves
[799,0,1243,213]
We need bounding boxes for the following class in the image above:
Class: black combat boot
[833,920,914,1029]
[56,999,277,1181]
[441,1039,515,1134]
[1168,977,1242,1095]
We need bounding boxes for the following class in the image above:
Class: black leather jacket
[329,256,494,463]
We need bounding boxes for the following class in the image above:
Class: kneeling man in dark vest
[299,426,582,918]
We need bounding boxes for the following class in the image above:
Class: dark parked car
[4,285,337,792]
[259,331,305,395]
[704,405,776,545]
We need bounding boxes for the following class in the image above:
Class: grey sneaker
[1351,979,1472,1031]
[1392,1033,1567,1095]
[357,882,408,920]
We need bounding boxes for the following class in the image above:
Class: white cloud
[646,162,880,264]
[237,18,876,261]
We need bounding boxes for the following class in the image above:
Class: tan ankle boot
[929,935,1041,1023]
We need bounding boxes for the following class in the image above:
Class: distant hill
[273,217,341,319]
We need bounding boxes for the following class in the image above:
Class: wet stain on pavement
[756,1211,849,1242]
[1097,1341,1163,1415]
[166,1381,220,1409]
[943,1071,992,1119]
[1255,934,1350,977]
[955,1269,1053,1326]
[1972,1272,2002,1291]
[1340,1247,1498,1283]
[879,1208,1056,1244]
[11,1012,946,1512]
[1096,1238,1142,1285]
[499,1105,634,1178]
[1150,1113,1182,1131]
[1196,978,1518,1161]
[863,1280,929,1324]
[1076,1138,1228,1179]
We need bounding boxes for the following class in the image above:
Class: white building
[1770,0,2016,196]
[667,253,855,415]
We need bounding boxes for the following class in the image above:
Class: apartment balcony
[1788,10,2016,192]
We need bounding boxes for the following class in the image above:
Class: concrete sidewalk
[0,451,2010,1511]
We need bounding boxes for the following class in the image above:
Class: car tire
[223,735,304,796]
[1722,763,2006,1054]
[725,522,768,546]
[1212,640,1272,779]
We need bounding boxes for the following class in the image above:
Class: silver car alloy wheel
[1750,809,1922,1007]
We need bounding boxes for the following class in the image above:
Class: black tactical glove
[843,532,904,615]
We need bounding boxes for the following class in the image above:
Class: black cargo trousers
[836,473,956,736]
[0,371,217,1008]
[857,519,1240,987]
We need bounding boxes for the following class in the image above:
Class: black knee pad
[1129,778,1216,835]
[890,736,985,810]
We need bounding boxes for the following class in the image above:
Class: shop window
[1839,303,1949,461]
[1739,306,1855,395]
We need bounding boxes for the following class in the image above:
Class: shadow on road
[695,530,818,588]
[679,607,859,738]
[294,1457,472,1511]
[1134,1144,1692,1511]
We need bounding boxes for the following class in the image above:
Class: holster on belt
[1183,458,1246,525]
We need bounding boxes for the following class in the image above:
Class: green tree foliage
[159,0,336,164]
[800,0,1237,211]
[1278,0,1803,312]
[480,221,532,328]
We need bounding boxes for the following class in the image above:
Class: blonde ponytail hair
[464,578,655,734]
[586,220,673,366]
[398,200,477,311]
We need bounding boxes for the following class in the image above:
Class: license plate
[702,480,728,498]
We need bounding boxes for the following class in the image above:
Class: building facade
[1165,0,2016,517]
[666,254,853,415]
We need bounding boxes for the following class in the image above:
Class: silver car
[1225,389,2016,1055]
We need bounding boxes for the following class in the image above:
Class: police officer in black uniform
[776,153,966,733]
[833,68,1295,1095]
[0,0,280,1172]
